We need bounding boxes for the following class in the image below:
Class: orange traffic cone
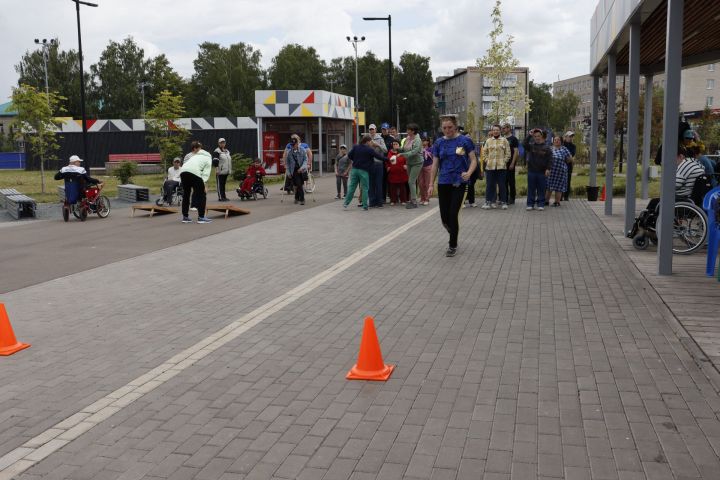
[600,185,606,201]
[0,304,30,356]
[346,316,394,381]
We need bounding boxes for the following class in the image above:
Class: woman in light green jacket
[401,123,423,208]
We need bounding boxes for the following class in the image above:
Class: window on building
[707,96,714,108]
[707,79,715,90]
[709,64,716,72]
[482,101,493,110]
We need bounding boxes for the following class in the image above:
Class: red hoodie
[386,151,409,184]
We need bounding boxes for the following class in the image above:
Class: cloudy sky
[0,0,592,105]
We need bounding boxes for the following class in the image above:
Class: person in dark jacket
[343,134,388,211]
[523,129,553,211]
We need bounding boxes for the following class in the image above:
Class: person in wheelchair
[237,158,267,199]
[54,155,102,196]
[161,157,183,204]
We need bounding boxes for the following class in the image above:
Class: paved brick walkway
[2,198,720,479]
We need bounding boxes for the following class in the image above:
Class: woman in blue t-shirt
[428,115,478,257]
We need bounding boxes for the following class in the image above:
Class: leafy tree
[696,106,720,153]
[144,54,187,103]
[268,44,327,90]
[145,90,189,170]
[476,0,531,127]
[358,52,392,124]
[326,56,355,97]
[15,39,89,118]
[11,84,65,193]
[187,42,264,117]
[465,102,478,142]
[598,85,628,141]
[89,37,146,118]
[395,52,436,131]
[549,90,580,134]
[529,81,552,129]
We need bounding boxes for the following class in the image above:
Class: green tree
[465,102,478,142]
[529,81,552,128]
[476,0,531,127]
[15,39,89,118]
[638,87,664,157]
[395,52,436,130]
[187,42,264,117]
[358,52,391,124]
[549,90,580,134]
[89,37,146,118]
[145,90,189,170]
[144,54,187,103]
[11,84,65,193]
[696,106,720,153]
[268,44,327,90]
[326,56,355,97]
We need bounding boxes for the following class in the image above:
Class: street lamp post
[71,0,98,166]
[396,96,407,132]
[34,38,56,193]
[363,15,392,125]
[346,35,365,144]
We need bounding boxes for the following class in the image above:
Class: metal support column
[605,54,617,215]
[590,75,599,188]
[641,75,653,199]
[257,118,263,161]
[625,22,641,234]
[658,0,684,275]
[318,117,323,176]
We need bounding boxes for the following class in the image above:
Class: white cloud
[0,0,593,104]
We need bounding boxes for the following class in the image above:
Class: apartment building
[553,63,720,132]
[434,66,529,137]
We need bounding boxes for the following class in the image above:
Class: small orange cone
[0,304,30,356]
[346,316,394,381]
[600,185,606,201]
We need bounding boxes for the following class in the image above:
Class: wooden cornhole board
[205,204,250,218]
[131,205,178,217]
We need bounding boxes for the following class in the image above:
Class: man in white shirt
[162,157,182,204]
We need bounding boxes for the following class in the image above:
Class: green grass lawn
[0,170,286,203]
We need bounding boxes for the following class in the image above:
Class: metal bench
[118,184,150,202]
[0,188,22,209]
[5,194,36,219]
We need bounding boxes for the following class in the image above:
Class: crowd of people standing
[336,117,578,256]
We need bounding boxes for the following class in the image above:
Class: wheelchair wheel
[304,173,315,193]
[79,205,88,221]
[155,197,165,206]
[96,196,110,218]
[252,192,258,201]
[263,187,268,199]
[672,202,708,255]
[632,235,649,250]
[173,193,183,206]
[72,202,82,219]
[62,204,70,222]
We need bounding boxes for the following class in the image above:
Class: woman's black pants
[438,183,467,248]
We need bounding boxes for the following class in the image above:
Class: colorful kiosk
[255,90,356,175]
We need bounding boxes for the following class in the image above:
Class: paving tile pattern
[4,199,720,479]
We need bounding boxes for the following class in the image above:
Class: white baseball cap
[68,155,83,163]
[368,124,377,130]
[565,131,575,137]
[218,138,226,143]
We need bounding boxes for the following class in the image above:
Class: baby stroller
[627,174,711,254]
[236,170,268,200]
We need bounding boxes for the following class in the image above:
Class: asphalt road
[0,176,341,294]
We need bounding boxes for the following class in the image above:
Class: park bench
[0,188,22,209]
[5,194,36,219]
[118,184,150,202]
[106,153,162,175]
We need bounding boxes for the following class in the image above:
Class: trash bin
[586,186,600,201]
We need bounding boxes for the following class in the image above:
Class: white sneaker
[537,206,545,211]
[469,202,477,208]
[490,203,497,209]
[526,206,533,211]
[481,203,491,210]
[190,207,198,212]
[501,203,508,210]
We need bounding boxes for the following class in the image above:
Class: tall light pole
[346,35,365,144]
[396,96,407,132]
[34,38,56,193]
[363,15,392,124]
[139,81,151,118]
[71,0,98,166]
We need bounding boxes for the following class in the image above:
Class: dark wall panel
[26,129,258,170]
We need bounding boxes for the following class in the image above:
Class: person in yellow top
[481,125,511,209]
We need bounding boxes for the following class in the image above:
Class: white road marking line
[0,207,437,480]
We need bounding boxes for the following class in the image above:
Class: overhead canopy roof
[591,0,720,75]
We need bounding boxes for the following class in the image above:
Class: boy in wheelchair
[159,157,183,206]
[236,158,267,200]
